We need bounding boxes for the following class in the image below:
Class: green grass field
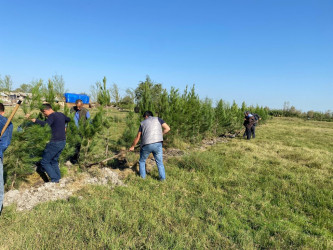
[0,117,332,249]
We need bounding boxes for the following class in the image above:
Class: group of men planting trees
[0,99,89,215]
[0,98,258,215]
[0,99,171,215]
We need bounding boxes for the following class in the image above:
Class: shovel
[0,100,22,137]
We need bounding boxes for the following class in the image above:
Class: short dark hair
[40,103,52,111]
[0,103,4,112]
[143,111,153,117]
[75,99,83,105]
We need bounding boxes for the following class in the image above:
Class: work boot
[36,162,50,183]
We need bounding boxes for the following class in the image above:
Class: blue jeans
[0,158,3,212]
[40,140,66,183]
[139,142,166,180]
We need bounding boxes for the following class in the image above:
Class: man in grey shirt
[129,111,170,180]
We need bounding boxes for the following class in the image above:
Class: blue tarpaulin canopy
[64,93,90,104]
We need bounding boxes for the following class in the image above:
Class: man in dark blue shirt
[0,103,13,215]
[29,104,70,183]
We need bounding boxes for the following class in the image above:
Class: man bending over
[129,111,170,181]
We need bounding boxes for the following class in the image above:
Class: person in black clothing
[27,104,71,183]
[243,111,256,140]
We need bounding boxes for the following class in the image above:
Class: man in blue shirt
[29,104,70,183]
[69,99,90,163]
[0,103,13,215]
[70,99,90,127]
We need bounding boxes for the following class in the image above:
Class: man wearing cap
[129,111,170,181]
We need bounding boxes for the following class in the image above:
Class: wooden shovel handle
[0,100,22,137]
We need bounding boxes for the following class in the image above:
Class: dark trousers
[40,140,66,182]
[245,125,255,140]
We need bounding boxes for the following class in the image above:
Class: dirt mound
[3,168,125,211]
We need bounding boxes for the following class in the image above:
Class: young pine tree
[166,87,183,138]
[181,85,201,141]
[78,107,109,166]
[138,81,154,116]
[118,111,140,147]
[97,77,111,106]
[155,89,169,119]
[21,79,44,115]
[199,98,214,136]
[4,124,51,189]
[44,79,61,111]
[215,99,231,135]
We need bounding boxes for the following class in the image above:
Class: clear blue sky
[0,0,332,112]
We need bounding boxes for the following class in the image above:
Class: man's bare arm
[162,123,170,135]
[129,132,141,151]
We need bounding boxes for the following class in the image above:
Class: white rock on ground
[3,168,125,211]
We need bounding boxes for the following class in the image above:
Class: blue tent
[64,93,90,104]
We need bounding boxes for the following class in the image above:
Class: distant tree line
[269,101,333,122]
[0,74,65,97]
[4,74,331,126]
[0,75,13,92]
[1,74,135,107]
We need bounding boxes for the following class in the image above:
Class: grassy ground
[0,117,332,249]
